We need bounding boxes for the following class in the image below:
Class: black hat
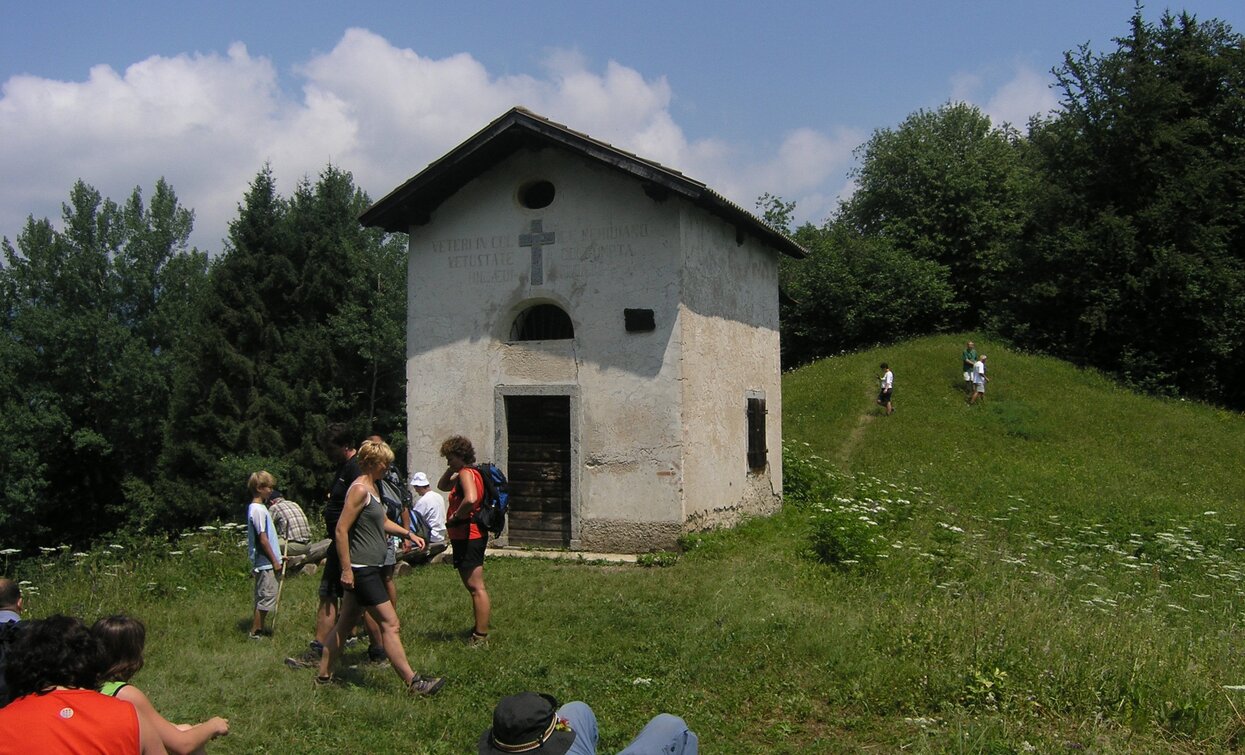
[478,692,576,754]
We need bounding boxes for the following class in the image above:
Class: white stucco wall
[677,206,784,529]
[404,148,688,549]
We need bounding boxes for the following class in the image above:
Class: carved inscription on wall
[432,235,516,285]
[558,224,651,276]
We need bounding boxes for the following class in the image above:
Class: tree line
[1,166,407,548]
[777,9,1245,409]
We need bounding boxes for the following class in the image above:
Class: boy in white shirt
[877,363,894,416]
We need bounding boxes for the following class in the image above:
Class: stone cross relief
[518,219,555,285]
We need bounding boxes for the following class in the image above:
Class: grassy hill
[8,335,1245,753]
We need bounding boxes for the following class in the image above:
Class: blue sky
[3,1,1244,251]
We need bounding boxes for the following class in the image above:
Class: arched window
[510,303,574,341]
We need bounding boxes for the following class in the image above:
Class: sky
[3,1,1244,253]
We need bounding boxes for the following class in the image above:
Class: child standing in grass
[877,363,894,415]
[969,355,989,404]
[93,615,230,754]
[245,471,283,639]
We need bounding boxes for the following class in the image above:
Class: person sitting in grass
[268,490,330,570]
[0,614,167,753]
[245,471,284,639]
[93,615,229,754]
[479,691,698,755]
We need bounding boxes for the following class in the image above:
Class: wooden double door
[504,395,571,547]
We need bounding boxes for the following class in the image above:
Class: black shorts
[451,536,487,571]
[347,566,390,607]
[318,543,344,600]
[877,389,892,404]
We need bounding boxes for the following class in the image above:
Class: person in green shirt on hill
[961,341,978,394]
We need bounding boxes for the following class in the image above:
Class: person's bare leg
[366,601,418,684]
[314,597,337,645]
[459,565,490,635]
[318,594,361,679]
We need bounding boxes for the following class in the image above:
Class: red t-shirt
[0,688,140,754]
[447,466,485,541]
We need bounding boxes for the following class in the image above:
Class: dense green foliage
[9,336,1244,752]
[1,166,407,548]
[779,9,1245,410]
[1,180,208,544]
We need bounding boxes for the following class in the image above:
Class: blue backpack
[472,463,510,536]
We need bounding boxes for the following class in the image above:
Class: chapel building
[361,107,805,552]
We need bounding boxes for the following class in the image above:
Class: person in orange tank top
[438,435,492,647]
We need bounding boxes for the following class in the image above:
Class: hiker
[0,615,167,753]
[315,439,443,695]
[406,471,448,561]
[969,354,989,405]
[287,424,383,668]
[962,341,978,394]
[268,491,330,569]
[0,578,22,707]
[93,615,230,754]
[479,691,699,755]
[439,435,492,647]
[877,363,894,416]
[365,433,407,664]
[245,471,283,639]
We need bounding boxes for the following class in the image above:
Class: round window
[518,180,555,209]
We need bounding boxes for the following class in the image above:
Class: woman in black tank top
[315,440,445,696]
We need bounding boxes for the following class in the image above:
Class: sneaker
[313,674,338,688]
[367,647,388,665]
[248,631,267,640]
[467,632,489,649]
[285,648,322,669]
[407,675,445,696]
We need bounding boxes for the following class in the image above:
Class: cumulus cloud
[0,29,857,251]
[950,63,1060,129]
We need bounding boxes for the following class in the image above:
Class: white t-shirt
[413,490,447,543]
[881,370,893,392]
[973,360,986,384]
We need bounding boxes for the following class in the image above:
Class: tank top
[0,687,139,753]
[347,487,388,567]
[447,466,485,541]
[99,680,128,697]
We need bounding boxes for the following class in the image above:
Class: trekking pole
[271,537,290,635]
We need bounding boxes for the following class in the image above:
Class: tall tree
[0,180,205,544]
[1008,10,1245,405]
[840,102,1032,326]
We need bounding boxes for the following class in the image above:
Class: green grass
[7,334,1245,752]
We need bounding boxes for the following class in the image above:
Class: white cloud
[950,63,1060,129]
[0,29,855,250]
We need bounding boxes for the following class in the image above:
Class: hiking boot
[407,675,445,696]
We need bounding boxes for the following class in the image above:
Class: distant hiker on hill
[962,341,978,394]
[877,363,894,416]
[93,614,230,753]
[245,471,283,639]
[969,355,989,405]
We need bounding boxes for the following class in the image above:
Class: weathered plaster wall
[677,206,784,530]
[405,148,688,549]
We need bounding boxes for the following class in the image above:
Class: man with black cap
[479,690,698,754]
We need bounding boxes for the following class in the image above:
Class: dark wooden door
[505,395,571,546]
